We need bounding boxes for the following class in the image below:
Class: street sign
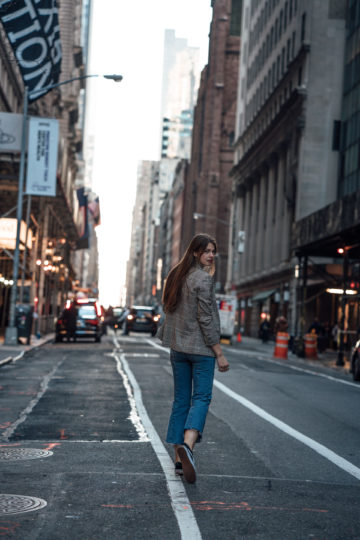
[25,117,59,197]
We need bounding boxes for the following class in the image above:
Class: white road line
[2,359,63,441]
[226,347,360,389]
[146,340,360,482]
[214,379,360,481]
[111,353,149,442]
[113,347,201,540]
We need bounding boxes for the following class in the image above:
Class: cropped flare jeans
[166,349,216,445]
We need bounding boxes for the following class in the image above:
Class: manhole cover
[0,494,47,515]
[0,448,53,461]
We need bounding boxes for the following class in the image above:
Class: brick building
[185,0,241,292]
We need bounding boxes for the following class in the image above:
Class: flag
[76,187,89,249]
[88,196,101,227]
[0,0,62,101]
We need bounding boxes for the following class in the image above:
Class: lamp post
[193,212,230,227]
[5,73,123,345]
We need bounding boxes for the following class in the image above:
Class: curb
[0,334,53,368]
[0,356,13,367]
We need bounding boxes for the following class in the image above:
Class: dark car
[350,339,360,381]
[123,305,160,336]
[55,298,103,343]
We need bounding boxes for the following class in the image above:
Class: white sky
[86,0,212,307]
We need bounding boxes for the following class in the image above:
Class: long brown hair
[162,233,217,313]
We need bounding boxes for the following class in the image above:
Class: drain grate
[0,494,47,515]
[0,448,53,461]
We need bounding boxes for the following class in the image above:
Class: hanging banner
[25,116,58,196]
[0,112,23,152]
[76,187,89,249]
[0,0,62,101]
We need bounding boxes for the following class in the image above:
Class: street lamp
[5,73,123,345]
[193,212,230,227]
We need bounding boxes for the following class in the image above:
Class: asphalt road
[0,333,359,539]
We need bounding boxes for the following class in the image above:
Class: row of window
[342,111,360,150]
[347,0,360,37]
[241,77,297,156]
[344,53,360,95]
[340,169,360,197]
[245,44,300,126]
[249,0,298,56]
[343,84,360,123]
[247,30,297,90]
[345,26,360,65]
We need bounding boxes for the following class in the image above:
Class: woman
[157,233,229,483]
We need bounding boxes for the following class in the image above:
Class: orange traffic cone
[237,332,242,343]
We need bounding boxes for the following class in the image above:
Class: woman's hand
[216,354,229,372]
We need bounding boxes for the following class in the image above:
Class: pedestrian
[274,315,288,333]
[63,301,77,342]
[157,233,229,483]
[259,318,270,342]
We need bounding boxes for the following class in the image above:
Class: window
[230,0,242,36]
[287,38,291,64]
[292,31,296,58]
[298,66,302,85]
[284,1,288,28]
[301,12,306,42]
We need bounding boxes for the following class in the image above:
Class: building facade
[227,0,347,336]
[291,0,360,354]
[185,0,241,292]
[126,161,159,306]
[0,0,90,336]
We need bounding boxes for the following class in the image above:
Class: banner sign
[25,116,58,196]
[0,0,62,101]
[88,196,101,227]
[0,111,22,152]
[76,187,89,249]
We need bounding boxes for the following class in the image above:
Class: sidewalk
[0,333,54,367]
[229,335,353,378]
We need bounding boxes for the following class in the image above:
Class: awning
[252,289,276,302]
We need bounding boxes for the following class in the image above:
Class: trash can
[15,304,34,345]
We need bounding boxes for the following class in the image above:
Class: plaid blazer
[157,266,220,357]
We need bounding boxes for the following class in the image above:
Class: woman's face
[196,242,216,267]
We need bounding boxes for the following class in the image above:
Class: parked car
[123,305,160,336]
[350,340,360,381]
[55,298,103,343]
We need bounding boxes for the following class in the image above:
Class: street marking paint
[147,340,360,482]
[101,500,328,513]
[214,379,360,481]
[43,442,60,451]
[111,353,149,442]
[125,353,160,358]
[226,348,360,389]
[1,359,63,442]
[113,340,202,540]
[0,522,21,536]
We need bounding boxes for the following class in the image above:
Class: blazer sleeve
[196,274,220,347]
